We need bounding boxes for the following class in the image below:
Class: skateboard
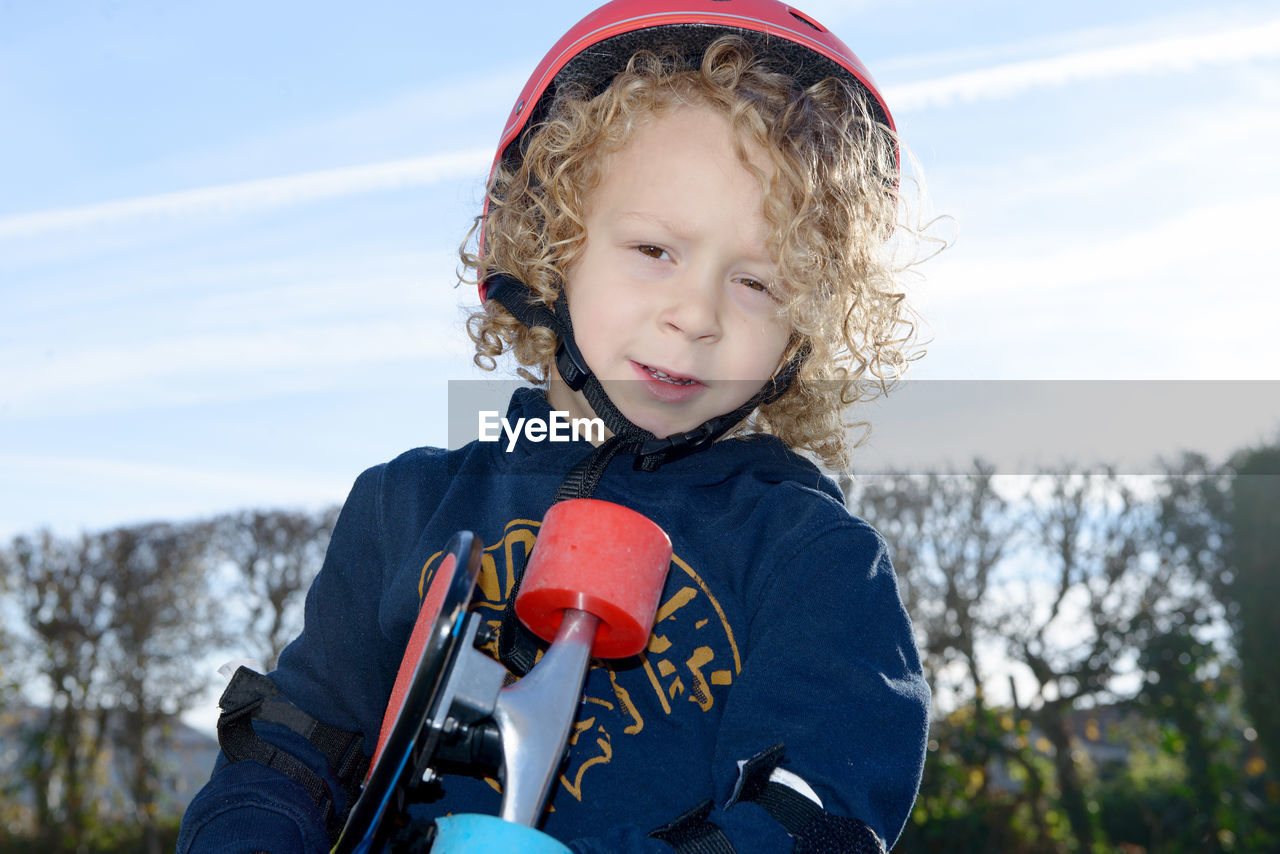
[330,498,673,854]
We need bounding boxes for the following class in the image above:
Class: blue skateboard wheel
[432,814,571,853]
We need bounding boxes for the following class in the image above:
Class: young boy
[179,1,930,852]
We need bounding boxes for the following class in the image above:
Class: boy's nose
[658,270,721,341]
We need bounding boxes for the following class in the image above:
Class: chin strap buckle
[554,336,591,391]
[638,424,718,462]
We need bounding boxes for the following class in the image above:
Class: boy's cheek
[608,251,671,283]
[730,287,786,318]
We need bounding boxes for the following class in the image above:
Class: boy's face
[548,105,792,440]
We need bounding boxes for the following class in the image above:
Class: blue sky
[3,0,1280,540]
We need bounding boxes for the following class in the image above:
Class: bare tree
[1,521,229,852]
[849,464,1014,720]
[97,521,224,854]
[0,537,28,828]
[3,530,115,849]
[850,464,1068,847]
[850,456,1256,853]
[996,470,1163,853]
[211,507,337,669]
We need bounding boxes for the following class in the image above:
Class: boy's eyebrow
[615,209,689,233]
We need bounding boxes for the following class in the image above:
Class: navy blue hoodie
[178,388,928,852]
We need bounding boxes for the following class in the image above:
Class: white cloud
[0,314,461,418]
[927,194,1277,299]
[0,454,350,540]
[887,18,1280,111]
[0,148,491,240]
[903,187,1280,382]
[0,453,339,501]
[955,104,1280,210]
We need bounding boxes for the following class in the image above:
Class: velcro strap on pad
[727,743,886,853]
[794,813,886,854]
[649,798,738,854]
[217,667,368,845]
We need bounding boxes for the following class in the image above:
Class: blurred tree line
[0,445,1275,853]
[845,445,1280,853]
[0,507,337,853]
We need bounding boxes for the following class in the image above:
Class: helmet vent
[787,8,826,33]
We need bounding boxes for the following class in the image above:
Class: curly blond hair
[463,36,923,470]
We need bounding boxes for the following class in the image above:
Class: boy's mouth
[630,361,705,403]
[640,363,699,386]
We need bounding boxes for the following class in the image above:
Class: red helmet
[480,0,896,300]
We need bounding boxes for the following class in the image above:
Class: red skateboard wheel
[516,499,672,658]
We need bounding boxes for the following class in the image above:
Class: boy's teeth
[646,365,695,385]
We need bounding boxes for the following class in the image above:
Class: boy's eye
[635,244,667,260]
[738,277,775,298]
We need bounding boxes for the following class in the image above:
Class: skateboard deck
[331,530,483,854]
